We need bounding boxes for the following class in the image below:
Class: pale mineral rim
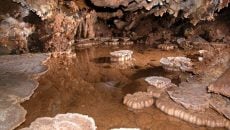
[160,56,193,72]
[21,113,97,130]
[0,54,50,130]
[144,76,171,89]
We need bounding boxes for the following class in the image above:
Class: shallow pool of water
[17,46,225,130]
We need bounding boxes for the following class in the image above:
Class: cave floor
[17,46,226,130]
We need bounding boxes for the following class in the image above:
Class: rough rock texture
[38,10,96,52]
[167,82,210,111]
[147,83,177,98]
[123,92,154,109]
[110,128,140,130]
[210,94,230,120]
[90,0,130,8]
[21,113,96,130]
[0,54,49,130]
[144,76,171,89]
[156,93,230,129]
[208,67,230,97]
[90,0,230,26]
[12,0,57,20]
[160,57,193,72]
[0,16,34,54]
[155,46,230,129]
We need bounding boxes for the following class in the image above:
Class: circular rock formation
[21,113,97,130]
[110,50,133,62]
[144,76,171,89]
[160,57,193,72]
[123,92,154,109]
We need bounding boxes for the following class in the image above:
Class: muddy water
[17,46,225,130]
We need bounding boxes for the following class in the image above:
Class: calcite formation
[160,57,193,72]
[21,113,97,130]
[75,37,133,48]
[90,0,230,26]
[210,94,230,120]
[0,54,49,130]
[123,92,154,109]
[156,93,230,129]
[12,0,96,52]
[147,83,177,98]
[39,10,96,51]
[0,16,34,53]
[157,43,178,51]
[167,82,210,111]
[208,68,230,97]
[144,76,171,89]
[12,0,57,20]
[110,50,133,62]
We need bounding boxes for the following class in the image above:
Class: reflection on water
[18,46,225,130]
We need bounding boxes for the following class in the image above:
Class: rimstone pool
[11,45,229,130]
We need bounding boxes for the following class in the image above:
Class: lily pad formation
[110,50,133,62]
[21,113,97,130]
[0,54,50,130]
[123,92,154,109]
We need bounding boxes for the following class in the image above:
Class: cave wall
[0,0,229,53]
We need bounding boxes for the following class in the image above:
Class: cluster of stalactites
[91,0,230,25]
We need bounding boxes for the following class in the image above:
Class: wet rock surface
[208,68,230,97]
[0,54,49,130]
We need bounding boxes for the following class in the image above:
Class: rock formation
[0,54,49,130]
[160,57,193,72]
[167,82,210,111]
[110,50,133,62]
[90,0,230,26]
[123,92,154,109]
[208,68,230,97]
[0,16,34,54]
[21,113,97,130]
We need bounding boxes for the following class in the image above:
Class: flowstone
[210,94,230,120]
[0,54,49,130]
[208,68,230,97]
[167,82,210,111]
